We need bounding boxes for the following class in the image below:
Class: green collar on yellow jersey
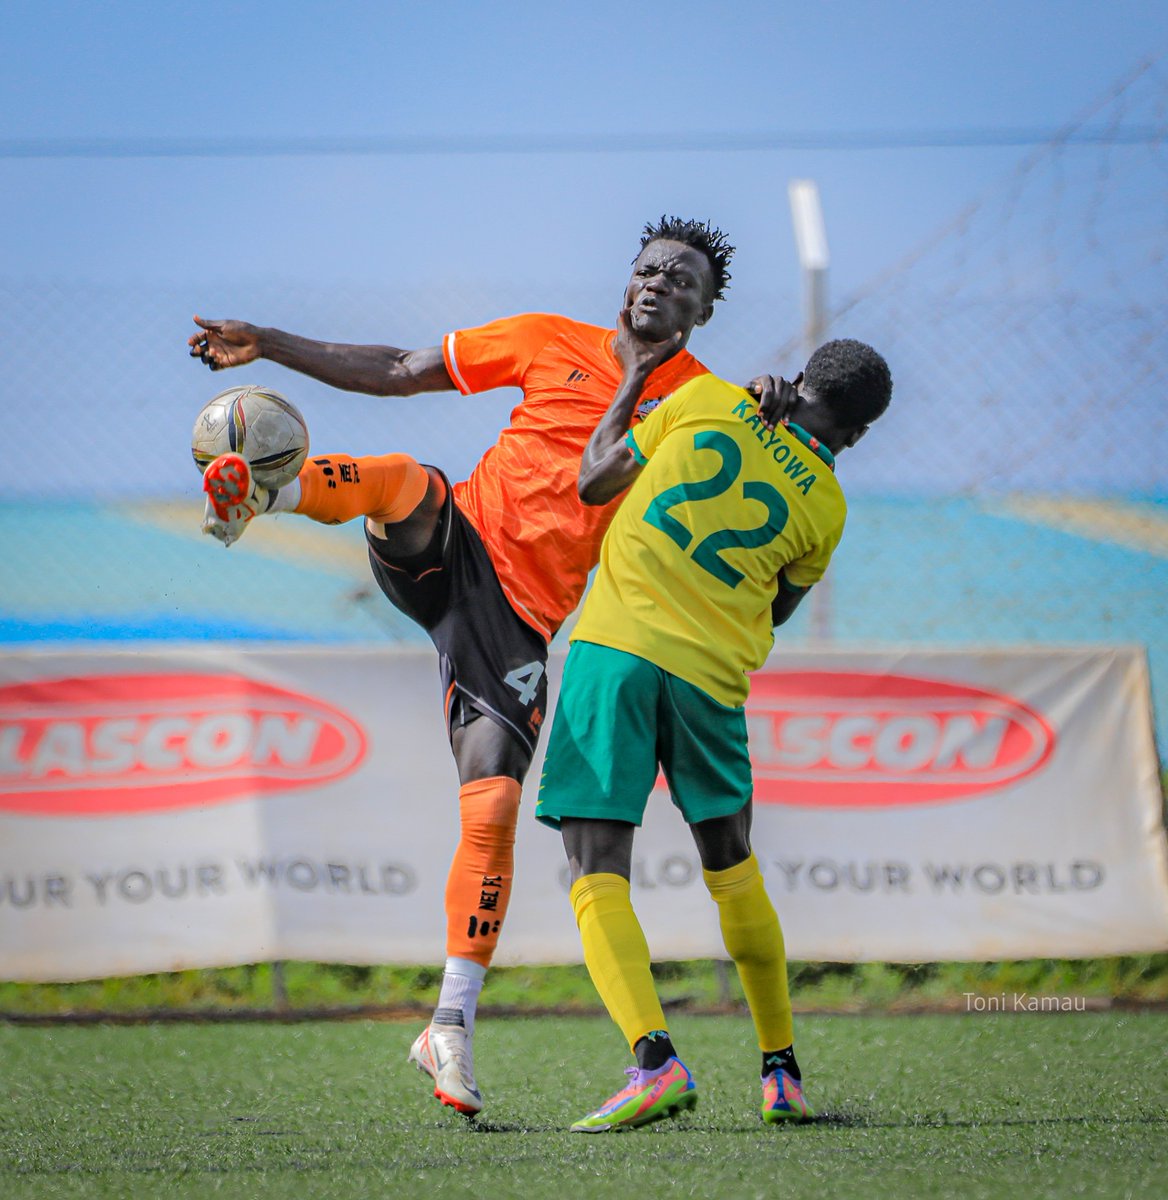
[783,420,836,470]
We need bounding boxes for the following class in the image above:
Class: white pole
[787,180,832,640]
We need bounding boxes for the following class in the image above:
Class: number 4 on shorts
[504,661,545,706]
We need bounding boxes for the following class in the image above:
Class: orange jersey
[443,313,708,640]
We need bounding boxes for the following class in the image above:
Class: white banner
[1,643,1166,980]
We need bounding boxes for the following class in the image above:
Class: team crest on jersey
[636,396,665,418]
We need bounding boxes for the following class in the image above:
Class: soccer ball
[191,385,310,488]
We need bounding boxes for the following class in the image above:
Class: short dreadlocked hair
[638,215,735,302]
[803,339,893,427]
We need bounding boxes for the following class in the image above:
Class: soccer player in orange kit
[188,218,768,1116]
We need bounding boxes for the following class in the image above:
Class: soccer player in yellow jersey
[536,312,892,1131]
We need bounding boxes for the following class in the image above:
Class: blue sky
[2,0,1164,298]
[1,1,1165,501]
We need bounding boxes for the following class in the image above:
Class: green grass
[3,956,1167,1019]
[3,1013,1167,1199]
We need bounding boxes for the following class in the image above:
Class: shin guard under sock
[444,776,522,968]
[704,853,794,1052]
[570,873,667,1052]
[295,452,431,525]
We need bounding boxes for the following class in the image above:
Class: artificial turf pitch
[3,1013,1166,1199]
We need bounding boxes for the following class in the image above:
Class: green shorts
[536,641,752,829]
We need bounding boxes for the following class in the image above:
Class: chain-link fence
[776,56,1168,749]
[2,60,1166,747]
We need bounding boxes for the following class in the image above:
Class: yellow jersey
[570,374,847,705]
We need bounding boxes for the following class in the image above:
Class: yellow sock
[704,853,793,1051]
[570,873,666,1052]
[295,452,431,525]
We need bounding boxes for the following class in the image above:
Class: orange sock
[294,453,432,525]
[445,776,522,968]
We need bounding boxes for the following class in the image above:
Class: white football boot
[407,1017,483,1116]
[201,453,270,547]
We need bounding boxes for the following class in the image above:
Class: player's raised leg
[201,449,439,549]
[201,453,273,546]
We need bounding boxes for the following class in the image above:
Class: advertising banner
[1,644,1166,980]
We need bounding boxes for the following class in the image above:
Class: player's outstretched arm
[578,309,681,505]
[188,315,454,397]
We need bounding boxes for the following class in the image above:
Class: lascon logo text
[0,673,367,817]
[745,670,1054,808]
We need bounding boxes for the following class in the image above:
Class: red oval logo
[746,670,1055,808]
[0,673,367,817]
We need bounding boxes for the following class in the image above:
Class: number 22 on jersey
[641,430,789,588]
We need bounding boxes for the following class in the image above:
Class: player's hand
[747,372,802,430]
[188,315,262,371]
[614,307,683,379]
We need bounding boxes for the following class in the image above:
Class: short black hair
[639,215,734,302]
[803,339,893,427]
